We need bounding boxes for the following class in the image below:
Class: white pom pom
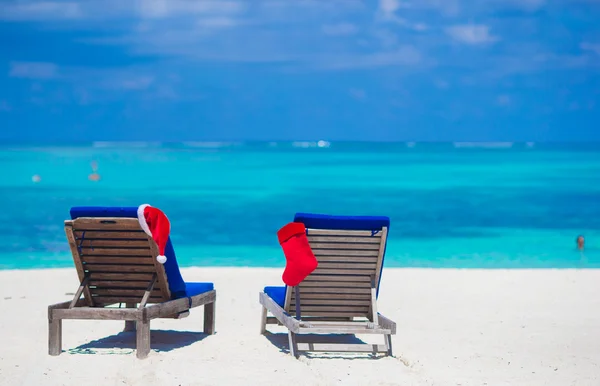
[157,255,167,264]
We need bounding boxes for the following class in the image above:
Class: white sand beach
[0,268,598,386]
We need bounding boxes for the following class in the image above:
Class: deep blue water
[1,141,599,269]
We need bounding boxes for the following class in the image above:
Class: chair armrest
[259,292,300,333]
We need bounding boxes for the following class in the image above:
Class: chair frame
[259,226,396,358]
[48,217,216,359]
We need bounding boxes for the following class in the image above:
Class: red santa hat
[137,204,170,264]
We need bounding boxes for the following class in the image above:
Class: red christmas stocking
[278,222,318,286]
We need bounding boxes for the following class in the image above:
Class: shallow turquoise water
[1,142,599,269]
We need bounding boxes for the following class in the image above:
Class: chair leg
[384,334,393,356]
[204,302,216,335]
[48,317,62,356]
[123,303,136,332]
[136,320,151,359]
[259,306,267,334]
[288,331,299,359]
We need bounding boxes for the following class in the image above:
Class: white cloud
[0,100,12,112]
[373,29,398,48]
[8,61,163,94]
[322,23,358,36]
[413,0,461,17]
[9,62,59,79]
[0,1,82,21]
[197,17,240,28]
[580,42,600,55]
[1,0,424,70]
[349,88,366,100]
[133,0,244,19]
[378,0,402,19]
[110,76,155,91]
[376,0,427,31]
[0,0,244,21]
[496,94,511,106]
[446,24,499,45]
[317,46,422,70]
[434,80,449,89]
[260,0,364,11]
[492,0,545,12]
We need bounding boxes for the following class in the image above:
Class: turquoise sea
[1,142,599,270]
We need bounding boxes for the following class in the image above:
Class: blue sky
[0,0,599,142]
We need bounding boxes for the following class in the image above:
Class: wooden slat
[299,281,371,288]
[311,269,374,276]
[79,248,152,257]
[291,293,371,300]
[92,296,164,305]
[52,307,139,321]
[73,217,143,231]
[83,264,157,273]
[81,256,154,265]
[298,326,392,335]
[77,239,151,248]
[294,316,355,322]
[312,249,380,257]
[290,299,371,306]
[306,229,383,237]
[290,305,369,312]
[89,280,162,289]
[296,343,388,352]
[295,287,371,294]
[308,242,381,250]
[307,235,381,244]
[88,272,155,281]
[316,262,377,270]
[298,320,374,326]
[304,275,371,282]
[291,311,368,317]
[74,231,149,240]
[90,288,164,297]
[314,255,379,263]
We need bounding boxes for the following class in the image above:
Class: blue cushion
[264,286,286,307]
[185,282,214,297]
[70,206,189,300]
[294,213,390,231]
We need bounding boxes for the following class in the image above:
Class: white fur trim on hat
[137,204,152,236]
[157,255,167,264]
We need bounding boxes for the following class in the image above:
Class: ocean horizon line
[2,140,600,151]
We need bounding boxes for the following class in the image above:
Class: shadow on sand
[263,332,390,360]
[68,329,209,355]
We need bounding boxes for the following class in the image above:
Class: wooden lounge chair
[259,213,396,358]
[48,206,216,359]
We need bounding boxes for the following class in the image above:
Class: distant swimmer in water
[576,235,585,251]
[88,160,101,181]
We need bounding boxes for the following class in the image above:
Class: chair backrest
[64,217,171,306]
[283,217,389,321]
